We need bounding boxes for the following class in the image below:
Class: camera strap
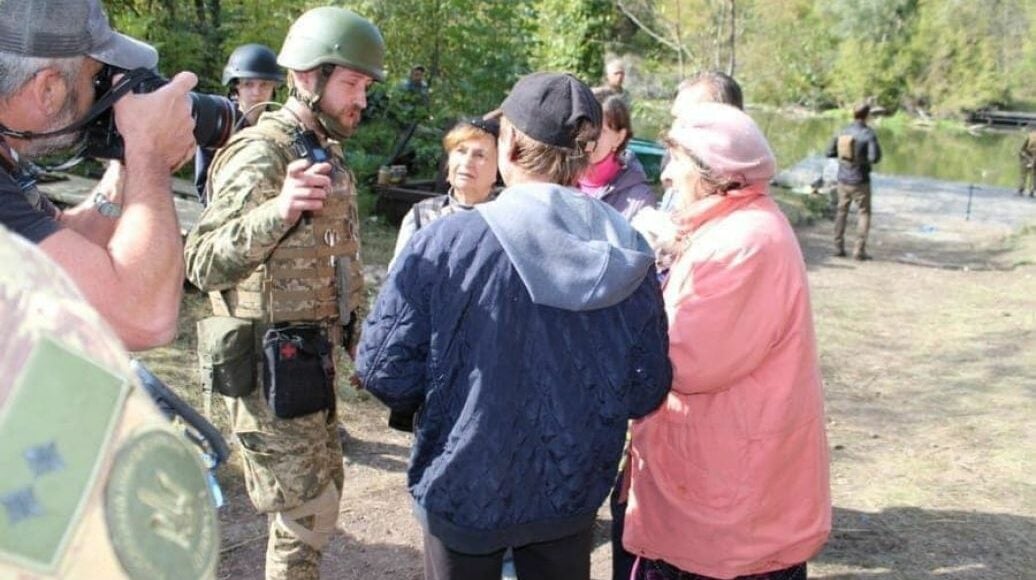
[0,68,154,141]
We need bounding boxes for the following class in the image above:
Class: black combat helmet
[222,43,284,86]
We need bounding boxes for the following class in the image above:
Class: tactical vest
[207,112,364,324]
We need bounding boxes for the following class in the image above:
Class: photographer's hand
[278,158,333,225]
[113,71,198,172]
[42,74,199,350]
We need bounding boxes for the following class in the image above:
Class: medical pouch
[261,324,334,419]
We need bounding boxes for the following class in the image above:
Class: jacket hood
[476,182,654,311]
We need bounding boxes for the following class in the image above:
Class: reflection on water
[636,105,1027,189]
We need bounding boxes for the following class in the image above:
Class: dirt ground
[140,178,1036,580]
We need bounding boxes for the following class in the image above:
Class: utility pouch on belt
[334,256,356,349]
[261,323,334,419]
[197,316,256,398]
[837,135,855,162]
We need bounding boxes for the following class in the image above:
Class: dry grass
[138,204,1036,579]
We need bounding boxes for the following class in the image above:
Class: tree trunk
[430,0,442,87]
[676,0,685,78]
[727,0,736,76]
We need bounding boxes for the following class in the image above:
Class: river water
[636,106,1029,190]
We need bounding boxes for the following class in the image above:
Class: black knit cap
[0,0,158,70]
[500,72,602,149]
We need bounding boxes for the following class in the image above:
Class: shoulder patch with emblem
[105,428,218,580]
[0,337,128,572]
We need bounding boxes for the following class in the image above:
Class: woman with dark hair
[577,95,655,221]
[390,117,499,266]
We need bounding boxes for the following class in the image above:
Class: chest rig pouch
[261,323,335,419]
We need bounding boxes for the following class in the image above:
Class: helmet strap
[287,64,353,141]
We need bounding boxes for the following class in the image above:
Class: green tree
[905,0,1008,114]
[817,0,919,108]
[530,0,615,81]
[739,0,835,107]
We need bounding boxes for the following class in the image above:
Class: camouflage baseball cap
[0,0,158,70]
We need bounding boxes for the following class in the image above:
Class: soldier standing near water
[827,103,882,261]
[1018,129,1036,198]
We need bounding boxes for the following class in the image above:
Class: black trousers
[423,526,594,580]
[611,467,636,580]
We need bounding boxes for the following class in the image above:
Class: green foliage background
[102,0,1036,182]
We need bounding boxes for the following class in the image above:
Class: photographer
[0,0,196,350]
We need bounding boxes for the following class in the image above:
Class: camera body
[84,66,239,160]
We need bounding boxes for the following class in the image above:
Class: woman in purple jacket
[577,95,656,221]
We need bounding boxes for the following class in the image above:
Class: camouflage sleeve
[184,139,295,291]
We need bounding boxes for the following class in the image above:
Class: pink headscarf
[666,103,776,234]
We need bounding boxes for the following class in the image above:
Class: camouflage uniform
[0,226,218,580]
[1018,131,1036,197]
[184,107,362,580]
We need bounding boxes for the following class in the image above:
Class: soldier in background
[195,43,284,203]
[595,58,630,107]
[0,225,218,579]
[184,6,385,579]
[1018,129,1036,198]
[398,65,429,103]
[826,103,882,260]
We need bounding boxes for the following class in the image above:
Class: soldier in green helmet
[184,6,385,579]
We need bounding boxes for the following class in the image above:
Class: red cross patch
[279,342,298,360]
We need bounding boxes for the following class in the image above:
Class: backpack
[837,134,855,162]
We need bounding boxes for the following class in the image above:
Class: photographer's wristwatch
[91,191,122,218]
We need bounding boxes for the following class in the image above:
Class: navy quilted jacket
[357,183,671,553]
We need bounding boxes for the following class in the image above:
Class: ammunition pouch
[261,323,335,419]
[197,316,256,398]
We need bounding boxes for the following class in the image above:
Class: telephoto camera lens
[84,66,240,159]
[190,92,239,149]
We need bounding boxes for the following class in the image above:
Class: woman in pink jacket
[622,103,831,580]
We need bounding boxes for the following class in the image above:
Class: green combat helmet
[277,6,385,139]
[278,6,385,81]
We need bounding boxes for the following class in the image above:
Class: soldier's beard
[317,105,363,141]
[23,89,83,160]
